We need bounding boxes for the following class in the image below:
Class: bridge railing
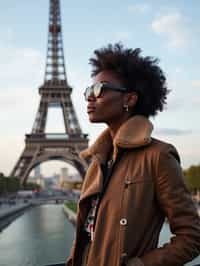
[45,263,200,266]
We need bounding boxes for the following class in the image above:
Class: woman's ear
[124,92,138,108]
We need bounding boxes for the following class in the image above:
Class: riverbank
[63,204,77,226]
[0,204,75,266]
[0,199,77,232]
[0,203,32,231]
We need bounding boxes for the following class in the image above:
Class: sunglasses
[84,82,128,100]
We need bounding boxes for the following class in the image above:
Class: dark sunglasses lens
[84,87,92,100]
[93,83,102,98]
[84,83,103,100]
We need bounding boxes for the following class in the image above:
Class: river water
[0,205,199,266]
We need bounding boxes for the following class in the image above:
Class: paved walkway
[63,204,77,226]
[0,201,31,219]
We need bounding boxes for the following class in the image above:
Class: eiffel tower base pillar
[11,134,88,186]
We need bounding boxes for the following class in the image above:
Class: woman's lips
[87,106,96,113]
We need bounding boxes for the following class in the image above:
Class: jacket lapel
[79,158,103,203]
[79,115,153,203]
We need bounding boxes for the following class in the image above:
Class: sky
[0,0,200,177]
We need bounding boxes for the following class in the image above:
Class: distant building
[61,167,68,179]
[59,167,82,190]
[34,165,41,179]
[60,167,72,186]
[28,174,45,189]
[45,173,60,189]
[60,167,69,183]
[61,180,83,191]
[36,177,45,189]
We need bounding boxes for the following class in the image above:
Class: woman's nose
[87,94,96,102]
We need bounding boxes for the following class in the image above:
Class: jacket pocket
[124,175,152,185]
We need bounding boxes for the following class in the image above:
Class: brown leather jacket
[67,116,200,266]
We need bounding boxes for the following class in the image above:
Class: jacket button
[107,159,113,168]
[124,179,132,188]
[120,218,127,225]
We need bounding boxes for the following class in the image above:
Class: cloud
[128,3,150,14]
[0,135,24,176]
[0,34,45,91]
[0,44,44,88]
[0,27,14,45]
[191,98,200,107]
[0,86,38,112]
[151,13,189,48]
[0,88,39,137]
[174,67,183,74]
[154,128,193,136]
[0,38,46,135]
[0,27,43,84]
[191,80,200,88]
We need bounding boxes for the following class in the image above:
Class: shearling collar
[80,115,153,164]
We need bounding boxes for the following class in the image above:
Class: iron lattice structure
[11,0,88,185]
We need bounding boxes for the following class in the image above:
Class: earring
[123,105,129,112]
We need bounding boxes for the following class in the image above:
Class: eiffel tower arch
[11,0,89,186]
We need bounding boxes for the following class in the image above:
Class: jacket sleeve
[139,145,200,266]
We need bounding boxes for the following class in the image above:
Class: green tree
[6,177,20,192]
[184,164,200,192]
[0,175,20,194]
[24,182,41,191]
[0,175,7,194]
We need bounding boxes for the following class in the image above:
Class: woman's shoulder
[147,137,180,163]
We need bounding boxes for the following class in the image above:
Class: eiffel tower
[11,0,89,185]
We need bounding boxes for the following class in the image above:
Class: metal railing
[45,263,200,266]
[46,263,65,266]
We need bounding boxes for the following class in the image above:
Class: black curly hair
[89,43,169,117]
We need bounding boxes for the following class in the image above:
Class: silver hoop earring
[123,105,129,112]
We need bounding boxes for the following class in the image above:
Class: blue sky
[0,0,200,176]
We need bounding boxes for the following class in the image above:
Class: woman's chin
[88,114,103,123]
[89,118,101,123]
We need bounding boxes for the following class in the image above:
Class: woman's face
[86,70,127,125]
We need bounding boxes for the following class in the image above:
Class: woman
[66,43,200,266]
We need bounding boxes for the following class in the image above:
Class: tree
[6,177,20,192]
[24,182,41,191]
[0,175,20,194]
[184,164,200,193]
[0,175,7,194]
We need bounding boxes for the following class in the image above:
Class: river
[0,205,199,266]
